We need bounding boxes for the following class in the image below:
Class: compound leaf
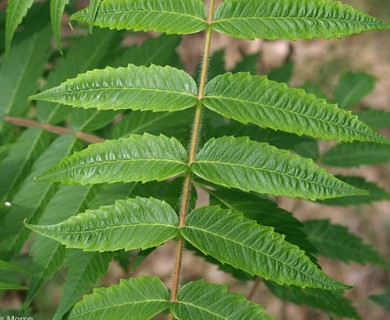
[88,0,103,33]
[303,220,386,267]
[5,0,34,51]
[192,136,366,200]
[0,260,30,274]
[370,293,390,312]
[266,282,361,320]
[50,0,70,53]
[26,197,179,252]
[0,282,27,291]
[37,134,188,185]
[54,250,113,320]
[68,276,169,320]
[355,109,390,129]
[333,72,376,109]
[31,64,198,112]
[203,73,389,144]
[182,206,349,290]
[322,142,390,167]
[318,175,390,206]
[172,280,274,320]
[213,0,389,40]
[70,0,207,35]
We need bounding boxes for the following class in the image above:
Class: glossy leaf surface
[213,0,389,40]
[203,73,389,144]
[192,136,366,200]
[27,197,178,252]
[31,64,198,112]
[37,134,188,185]
[182,206,348,290]
[69,276,169,320]
[71,0,207,35]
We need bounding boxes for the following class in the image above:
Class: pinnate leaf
[203,73,389,144]
[70,0,207,35]
[37,134,188,185]
[26,197,178,252]
[303,220,387,266]
[322,142,390,167]
[318,175,390,206]
[213,0,389,40]
[68,276,169,320]
[50,0,70,53]
[355,109,390,129]
[192,136,366,200]
[0,282,27,291]
[333,72,376,109]
[181,206,348,290]
[88,0,103,33]
[0,260,29,273]
[31,64,198,112]
[266,282,361,320]
[172,280,274,320]
[5,0,34,52]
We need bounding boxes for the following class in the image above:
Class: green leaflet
[68,276,169,320]
[31,64,198,112]
[203,73,389,144]
[53,250,113,320]
[24,185,96,308]
[37,134,188,185]
[265,282,361,320]
[303,220,386,267]
[213,0,389,40]
[36,29,124,125]
[70,0,207,35]
[26,197,179,252]
[322,142,390,167]
[318,175,390,206]
[0,260,30,274]
[333,72,376,109]
[370,293,390,312]
[50,0,70,53]
[5,0,34,51]
[192,136,366,200]
[182,206,349,290]
[0,135,78,260]
[355,109,390,129]
[172,281,274,320]
[88,0,103,33]
[0,282,27,291]
[0,6,51,122]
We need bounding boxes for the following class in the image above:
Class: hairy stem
[4,116,105,144]
[169,1,215,317]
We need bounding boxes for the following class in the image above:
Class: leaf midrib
[214,15,383,28]
[175,300,227,319]
[184,225,333,288]
[89,8,207,24]
[40,222,177,235]
[194,159,353,194]
[204,95,377,141]
[72,299,168,317]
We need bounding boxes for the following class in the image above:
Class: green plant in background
[1,0,390,319]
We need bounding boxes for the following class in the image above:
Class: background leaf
[303,220,387,267]
[333,72,376,109]
[50,0,70,53]
[266,281,361,320]
[321,142,390,167]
